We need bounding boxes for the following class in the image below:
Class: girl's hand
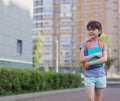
[94,52,103,58]
[84,62,91,68]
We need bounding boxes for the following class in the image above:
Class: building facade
[33,0,107,68]
[104,0,119,68]
[0,0,32,68]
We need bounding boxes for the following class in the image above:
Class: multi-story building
[0,0,32,68]
[104,0,119,68]
[33,0,105,68]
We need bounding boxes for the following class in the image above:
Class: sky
[2,0,33,17]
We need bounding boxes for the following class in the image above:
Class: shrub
[0,68,82,96]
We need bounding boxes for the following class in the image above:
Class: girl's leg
[95,76,106,101]
[95,88,104,101]
[85,86,95,101]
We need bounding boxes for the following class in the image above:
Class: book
[88,47,101,61]
[87,47,103,70]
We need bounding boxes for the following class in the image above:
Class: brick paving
[17,88,120,101]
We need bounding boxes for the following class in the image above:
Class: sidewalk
[1,88,120,101]
[0,88,83,101]
[18,88,120,101]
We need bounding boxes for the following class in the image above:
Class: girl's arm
[84,50,107,68]
[79,48,100,63]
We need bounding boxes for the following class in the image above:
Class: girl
[80,21,108,101]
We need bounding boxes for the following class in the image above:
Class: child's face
[87,27,101,40]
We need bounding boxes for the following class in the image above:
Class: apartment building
[104,0,120,67]
[0,0,32,68]
[33,0,105,68]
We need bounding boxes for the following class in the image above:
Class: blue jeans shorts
[84,76,106,88]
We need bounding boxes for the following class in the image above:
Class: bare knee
[95,96,101,101]
[95,88,103,101]
[95,96,102,101]
[87,97,94,101]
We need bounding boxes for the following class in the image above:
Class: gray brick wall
[0,1,32,67]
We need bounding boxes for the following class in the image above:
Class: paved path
[18,88,120,101]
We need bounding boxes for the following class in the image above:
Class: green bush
[0,68,82,96]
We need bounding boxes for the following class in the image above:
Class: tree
[32,31,43,68]
[72,65,76,74]
[58,64,63,72]
[99,33,114,71]
[43,64,49,72]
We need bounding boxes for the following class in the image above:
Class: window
[61,44,71,50]
[61,13,66,17]
[72,52,76,56]
[42,28,52,33]
[72,6,76,10]
[113,1,118,4]
[84,5,89,9]
[60,20,71,25]
[84,0,88,2]
[43,7,52,13]
[60,27,71,33]
[72,29,76,33]
[17,40,22,55]
[34,22,43,28]
[84,20,89,25]
[55,7,60,12]
[60,36,71,43]
[72,36,76,42]
[43,0,52,5]
[43,36,53,43]
[72,44,76,49]
[55,14,59,19]
[64,60,70,63]
[72,21,76,26]
[72,0,76,3]
[84,13,89,17]
[65,52,70,57]
[43,14,52,18]
[61,0,71,4]
[56,0,60,4]
[61,5,71,17]
[113,9,118,12]
[34,0,43,6]
[34,8,43,13]
[95,4,100,8]
[44,45,51,48]
[44,21,52,26]
[113,25,118,28]
[72,60,76,64]
[55,30,59,34]
[55,22,59,26]
[72,14,76,18]
[94,12,100,16]
[34,15,43,21]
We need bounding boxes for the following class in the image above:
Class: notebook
[88,47,101,61]
[87,47,103,70]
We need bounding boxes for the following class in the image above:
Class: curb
[0,88,84,101]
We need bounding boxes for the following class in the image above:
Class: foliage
[43,64,49,72]
[58,64,63,72]
[99,33,111,49]
[0,68,82,96]
[72,65,76,74]
[106,57,114,71]
[32,31,43,68]
[116,64,120,74]
[99,33,113,71]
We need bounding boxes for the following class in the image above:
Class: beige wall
[104,0,119,66]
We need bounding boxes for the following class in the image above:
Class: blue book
[88,47,101,61]
[87,47,103,70]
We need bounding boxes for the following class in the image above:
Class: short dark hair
[87,21,102,37]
